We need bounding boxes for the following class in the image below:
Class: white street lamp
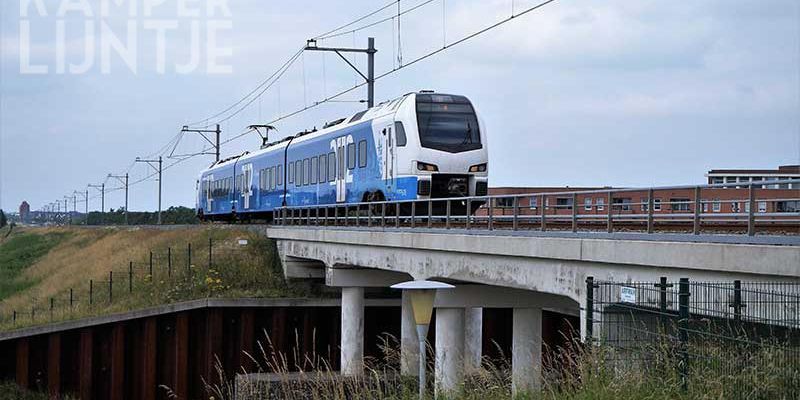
[391,280,455,400]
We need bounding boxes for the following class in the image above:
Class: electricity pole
[63,197,71,225]
[305,37,376,108]
[75,191,88,225]
[89,183,105,225]
[109,173,129,225]
[136,156,163,225]
[180,125,222,162]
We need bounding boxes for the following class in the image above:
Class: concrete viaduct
[263,225,800,397]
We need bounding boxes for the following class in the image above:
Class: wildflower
[215,279,221,284]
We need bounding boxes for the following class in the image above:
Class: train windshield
[416,94,481,153]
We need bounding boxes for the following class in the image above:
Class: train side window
[311,157,318,184]
[328,152,336,182]
[395,122,407,146]
[319,154,327,183]
[277,165,283,186]
[262,170,266,191]
[302,158,309,185]
[268,167,274,190]
[347,143,356,170]
[272,167,277,190]
[295,160,302,187]
[288,162,294,184]
[358,140,367,168]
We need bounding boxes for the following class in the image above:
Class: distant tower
[19,201,30,223]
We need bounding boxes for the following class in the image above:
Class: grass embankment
[0,226,308,331]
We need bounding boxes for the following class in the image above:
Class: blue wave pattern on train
[196,91,489,221]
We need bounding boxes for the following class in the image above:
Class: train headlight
[416,161,439,172]
[469,163,487,173]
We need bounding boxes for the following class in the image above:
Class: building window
[776,201,800,212]
[641,198,648,212]
[731,202,740,213]
[712,199,721,213]
[654,199,661,211]
[529,197,538,210]
[596,198,605,211]
[347,142,356,170]
[670,198,690,212]
[612,198,632,211]
[758,201,767,213]
[496,198,514,208]
[556,197,573,210]
[745,201,750,213]
[584,198,592,211]
[358,140,368,168]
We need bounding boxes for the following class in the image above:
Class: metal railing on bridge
[275,179,800,236]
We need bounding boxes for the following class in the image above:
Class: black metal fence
[0,237,251,328]
[585,277,800,399]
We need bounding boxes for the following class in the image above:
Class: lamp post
[391,280,455,400]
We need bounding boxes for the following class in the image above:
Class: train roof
[200,91,468,174]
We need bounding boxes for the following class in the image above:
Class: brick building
[706,165,799,188]
[484,166,800,218]
[19,201,30,223]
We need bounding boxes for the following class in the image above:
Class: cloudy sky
[1,0,798,212]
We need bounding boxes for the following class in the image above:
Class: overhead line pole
[109,173,130,225]
[75,190,88,225]
[136,156,163,225]
[179,125,222,162]
[304,37,376,108]
[88,183,105,225]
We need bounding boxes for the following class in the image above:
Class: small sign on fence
[238,239,249,246]
[620,286,637,303]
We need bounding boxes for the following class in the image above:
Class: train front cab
[396,92,488,215]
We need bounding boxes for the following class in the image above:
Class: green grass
[0,382,49,400]
[0,231,69,300]
[0,227,318,331]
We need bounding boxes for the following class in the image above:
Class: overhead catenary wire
[67,0,558,211]
[315,0,435,41]
[258,0,558,129]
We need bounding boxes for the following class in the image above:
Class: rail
[274,179,800,236]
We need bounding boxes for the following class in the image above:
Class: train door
[205,175,213,212]
[242,164,253,210]
[334,136,346,203]
[384,125,396,191]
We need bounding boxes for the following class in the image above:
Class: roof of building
[707,165,800,175]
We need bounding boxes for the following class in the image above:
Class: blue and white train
[195,91,488,221]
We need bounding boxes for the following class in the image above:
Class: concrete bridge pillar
[512,307,542,397]
[464,307,483,373]
[435,307,465,398]
[341,287,364,376]
[400,292,420,376]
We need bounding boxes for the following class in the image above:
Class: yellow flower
[215,279,221,284]
[205,277,213,284]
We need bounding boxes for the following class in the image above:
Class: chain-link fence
[585,277,800,399]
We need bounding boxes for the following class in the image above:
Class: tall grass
[0,227,309,331]
[203,331,798,400]
[0,229,70,300]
